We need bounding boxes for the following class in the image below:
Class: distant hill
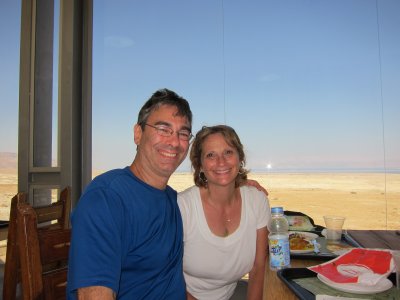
[0,152,17,169]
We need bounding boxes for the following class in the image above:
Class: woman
[178,125,271,300]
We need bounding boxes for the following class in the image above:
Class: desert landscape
[1,169,399,230]
[170,171,400,230]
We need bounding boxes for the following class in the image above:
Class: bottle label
[269,236,290,269]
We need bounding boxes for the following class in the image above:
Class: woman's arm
[246,227,268,300]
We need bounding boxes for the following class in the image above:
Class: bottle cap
[271,207,284,214]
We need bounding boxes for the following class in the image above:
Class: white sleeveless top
[178,185,270,300]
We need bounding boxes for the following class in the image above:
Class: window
[0,1,398,230]
[0,0,91,222]
[92,1,399,229]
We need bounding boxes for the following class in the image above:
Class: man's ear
[134,124,142,145]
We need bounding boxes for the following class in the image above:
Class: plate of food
[289,231,319,254]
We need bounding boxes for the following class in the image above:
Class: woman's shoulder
[240,186,270,227]
[240,185,266,199]
[240,186,269,209]
[178,185,200,203]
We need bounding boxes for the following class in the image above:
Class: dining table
[263,257,322,300]
[262,230,400,300]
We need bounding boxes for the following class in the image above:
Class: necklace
[206,192,237,223]
[224,212,232,223]
[202,189,240,237]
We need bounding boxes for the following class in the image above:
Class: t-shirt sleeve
[251,188,271,230]
[67,188,123,296]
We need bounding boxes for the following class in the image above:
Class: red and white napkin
[309,248,394,285]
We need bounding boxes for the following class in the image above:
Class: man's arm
[77,286,116,300]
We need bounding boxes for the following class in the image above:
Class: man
[67,88,193,299]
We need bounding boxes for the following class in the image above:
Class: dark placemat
[277,268,316,300]
[347,230,400,250]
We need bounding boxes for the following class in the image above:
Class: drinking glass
[323,215,345,243]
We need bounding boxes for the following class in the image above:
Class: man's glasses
[145,123,193,141]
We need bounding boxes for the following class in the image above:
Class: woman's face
[200,133,240,187]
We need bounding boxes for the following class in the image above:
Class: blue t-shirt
[67,167,185,299]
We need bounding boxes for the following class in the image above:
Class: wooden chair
[35,186,71,230]
[17,203,71,300]
[2,192,28,300]
[2,186,71,300]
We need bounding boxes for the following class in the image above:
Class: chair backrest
[2,186,71,300]
[2,192,28,300]
[35,186,71,229]
[17,203,71,300]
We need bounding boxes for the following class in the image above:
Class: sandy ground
[0,169,17,222]
[169,172,400,230]
[1,170,399,230]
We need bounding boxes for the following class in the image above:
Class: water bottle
[268,207,290,270]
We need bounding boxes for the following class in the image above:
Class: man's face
[134,105,191,180]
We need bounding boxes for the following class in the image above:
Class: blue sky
[1,0,399,172]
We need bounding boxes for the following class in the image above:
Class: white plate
[317,274,393,294]
[291,248,315,254]
[289,231,319,253]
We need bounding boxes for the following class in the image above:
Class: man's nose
[167,131,181,146]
